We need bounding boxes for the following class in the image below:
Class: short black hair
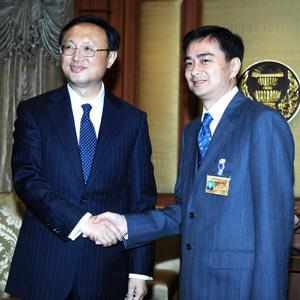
[59,15,120,51]
[183,25,244,62]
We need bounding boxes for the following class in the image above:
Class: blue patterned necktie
[79,104,97,184]
[198,113,213,165]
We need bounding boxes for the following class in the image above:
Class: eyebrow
[62,39,96,45]
[184,52,215,61]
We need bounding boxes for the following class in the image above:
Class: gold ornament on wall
[238,60,300,122]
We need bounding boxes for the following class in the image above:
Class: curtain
[0,0,74,192]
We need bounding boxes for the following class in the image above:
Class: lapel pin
[217,159,226,176]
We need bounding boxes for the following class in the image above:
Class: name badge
[205,175,230,196]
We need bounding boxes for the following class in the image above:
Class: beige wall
[202,0,300,196]
[138,0,182,193]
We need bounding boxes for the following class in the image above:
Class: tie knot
[82,103,92,115]
[202,113,213,128]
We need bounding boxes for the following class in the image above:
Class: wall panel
[138,0,182,192]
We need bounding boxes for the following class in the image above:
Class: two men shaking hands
[82,212,127,246]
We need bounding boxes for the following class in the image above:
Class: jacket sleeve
[249,110,294,299]
[125,113,156,276]
[11,101,85,241]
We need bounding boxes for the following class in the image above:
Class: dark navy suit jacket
[125,92,294,300]
[6,85,156,299]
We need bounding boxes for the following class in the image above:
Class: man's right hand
[81,215,123,246]
[93,212,128,238]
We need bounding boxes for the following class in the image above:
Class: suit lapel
[46,86,83,181]
[197,92,246,175]
[182,117,203,207]
[86,92,125,188]
[188,117,203,180]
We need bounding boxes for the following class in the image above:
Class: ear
[229,57,241,79]
[107,51,118,69]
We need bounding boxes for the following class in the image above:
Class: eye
[200,58,210,64]
[185,61,193,69]
[81,46,94,54]
[63,44,75,50]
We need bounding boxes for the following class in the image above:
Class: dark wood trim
[179,0,202,135]
[156,193,176,208]
[74,1,111,19]
[122,0,140,105]
[103,0,140,103]
[105,0,125,98]
[73,0,139,104]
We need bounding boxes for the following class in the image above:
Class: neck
[69,82,103,101]
[202,80,237,110]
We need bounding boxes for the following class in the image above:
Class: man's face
[61,23,116,89]
[184,37,240,109]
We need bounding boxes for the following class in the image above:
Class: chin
[69,76,88,84]
[191,88,204,97]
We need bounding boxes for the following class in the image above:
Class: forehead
[62,23,107,44]
[185,37,224,58]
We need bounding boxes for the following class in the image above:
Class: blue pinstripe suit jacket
[125,91,294,300]
[6,85,156,300]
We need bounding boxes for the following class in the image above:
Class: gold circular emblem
[238,60,300,122]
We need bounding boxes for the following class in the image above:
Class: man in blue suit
[98,26,295,299]
[5,15,156,300]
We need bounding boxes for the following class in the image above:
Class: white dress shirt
[68,84,104,141]
[201,86,239,134]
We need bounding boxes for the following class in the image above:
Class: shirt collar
[67,83,105,108]
[202,86,239,122]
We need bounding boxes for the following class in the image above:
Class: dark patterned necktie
[198,113,213,165]
[79,104,97,184]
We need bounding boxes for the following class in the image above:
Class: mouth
[70,64,86,73]
[191,78,207,87]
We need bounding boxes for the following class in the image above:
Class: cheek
[219,65,231,78]
[209,68,223,82]
[61,58,69,71]
[96,63,109,76]
[185,70,190,81]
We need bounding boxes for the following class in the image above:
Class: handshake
[81,212,128,246]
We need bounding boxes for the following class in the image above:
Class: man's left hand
[125,278,147,300]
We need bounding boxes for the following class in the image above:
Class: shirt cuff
[68,212,92,241]
[129,273,153,281]
[295,214,299,225]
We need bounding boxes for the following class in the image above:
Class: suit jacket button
[186,243,192,250]
[189,212,195,218]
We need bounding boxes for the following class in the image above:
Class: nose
[191,62,202,76]
[72,47,84,61]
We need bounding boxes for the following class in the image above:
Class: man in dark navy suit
[98,26,295,300]
[6,15,156,300]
